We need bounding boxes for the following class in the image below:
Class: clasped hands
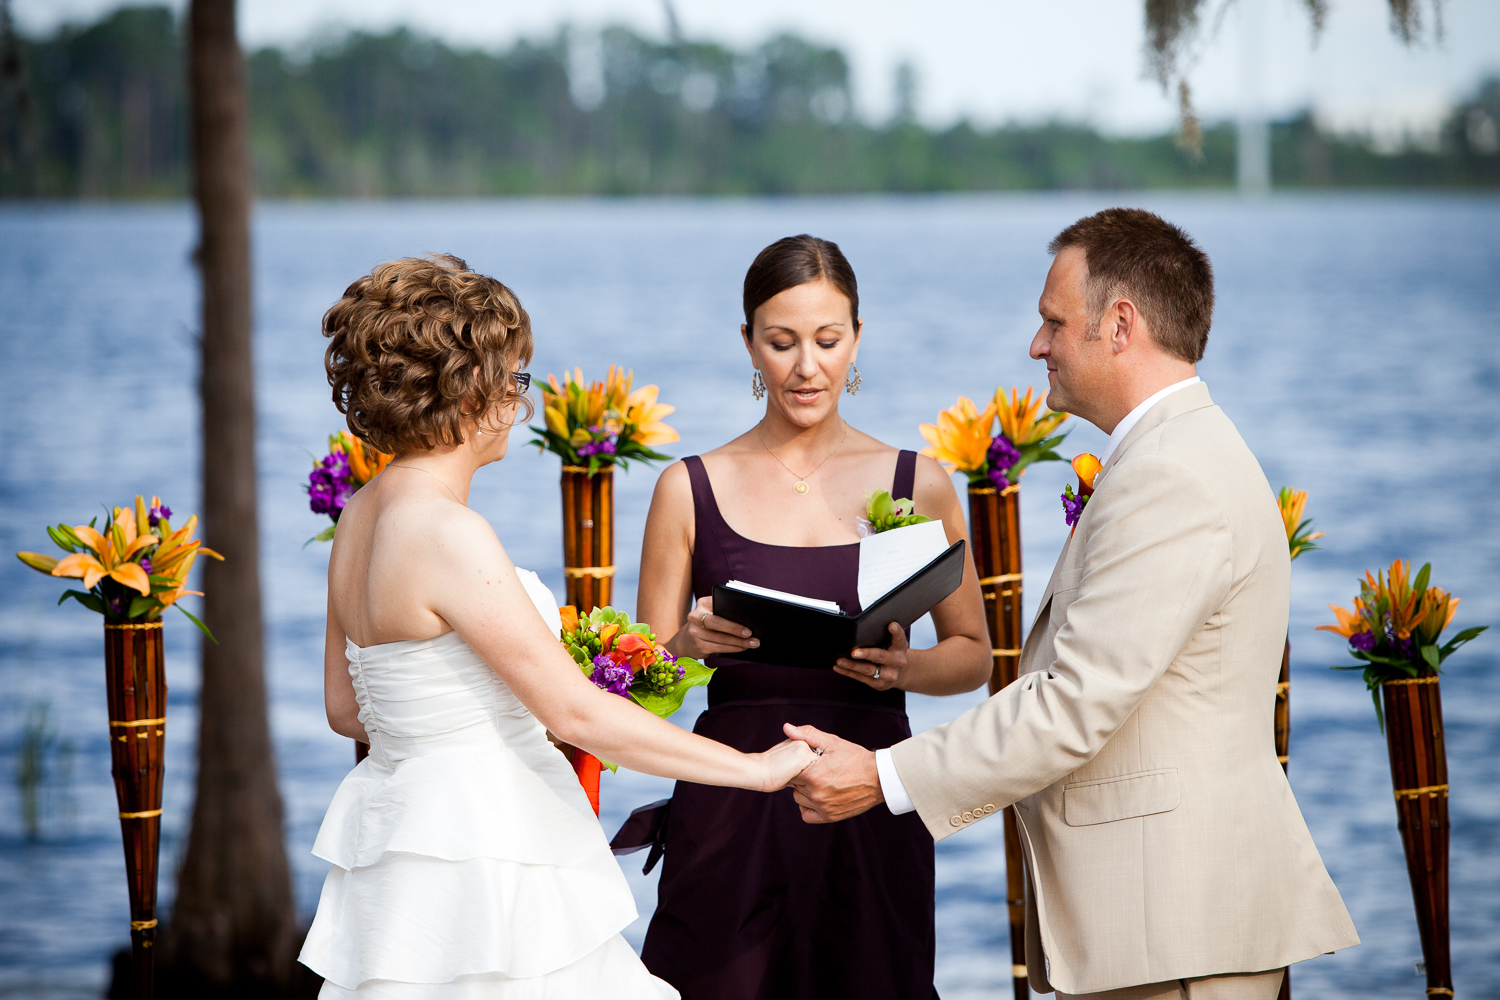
[779,722,884,824]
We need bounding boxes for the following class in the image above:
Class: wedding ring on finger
[811,746,824,756]
[872,666,881,680]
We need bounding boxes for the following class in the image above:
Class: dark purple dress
[640,451,936,1000]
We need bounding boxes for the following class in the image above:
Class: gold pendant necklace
[756,421,848,495]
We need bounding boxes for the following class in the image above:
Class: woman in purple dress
[636,235,991,999]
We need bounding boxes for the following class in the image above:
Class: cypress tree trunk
[166,0,297,990]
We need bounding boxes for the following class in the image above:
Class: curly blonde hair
[324,254,534,455]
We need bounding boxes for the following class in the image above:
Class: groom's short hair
[1048,208,1214,363]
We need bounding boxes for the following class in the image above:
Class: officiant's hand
[782,723,883,823]
[671,596,760,659]
[834,621,908,691]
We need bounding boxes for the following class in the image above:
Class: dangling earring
[844,364,862,395]
[752,370,766,401]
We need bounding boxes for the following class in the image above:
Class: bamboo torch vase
[967,481,1028,1000]
[558,466,615,814]
[103,619,167,1000]
[1381,675,1452,998]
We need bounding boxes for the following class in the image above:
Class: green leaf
[127,596,157,619]
[628,657,715,720]
[1447,625,1488,645]
[58,589,105,615]
[176,605,218,643]
[1413,563,1431,595]
[1421,644,1441,670]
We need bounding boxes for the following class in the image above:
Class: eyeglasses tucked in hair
[512,371,532,393]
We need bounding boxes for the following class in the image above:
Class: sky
[16,0,1500,137]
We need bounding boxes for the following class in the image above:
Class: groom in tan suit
[787,208,1358,999]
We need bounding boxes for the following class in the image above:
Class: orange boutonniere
[1061,453,1101,535]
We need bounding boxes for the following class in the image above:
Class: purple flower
[590,654,633,697]
[1061,486,1088,528]
[578,436,618,458]
[986,434,1021,488]
[1349,630,1377,652]
[148,503,172,527]
[139,556,153,574]
[1387,633,1416,659]
[308,452,356,516]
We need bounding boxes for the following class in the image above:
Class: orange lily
[623,384,680,447]
[333,430,393,487]
[52,519,152,595]
[919,396,997,474]
[1318,598,1372,639]
[598,622,623,651]
[558,605,580,636]
[995,386,1068,446]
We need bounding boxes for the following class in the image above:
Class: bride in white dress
[297,255,817,998]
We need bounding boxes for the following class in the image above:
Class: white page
[857,520,950,612]
[724,579,843,614]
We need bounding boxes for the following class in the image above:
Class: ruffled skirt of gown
[298,573,677,999]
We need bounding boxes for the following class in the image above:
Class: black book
[710,539,967,670]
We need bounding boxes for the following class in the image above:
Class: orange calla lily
[558,605,580,636]
[919,396,997,474]
[598,623,622,651]
[1072,453,1102,494]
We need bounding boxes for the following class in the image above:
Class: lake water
[1,193,1497,999]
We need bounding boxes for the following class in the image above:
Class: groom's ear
[1106,297,1142,356]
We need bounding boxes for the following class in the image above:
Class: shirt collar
[1098,376,1202,468]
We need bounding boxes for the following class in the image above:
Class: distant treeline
[2,5,1498,198]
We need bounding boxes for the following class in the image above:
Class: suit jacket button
[950,815,962,827]
[962,811,973,822]
[983,804,997,814]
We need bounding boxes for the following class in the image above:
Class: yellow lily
[919,396,997,474]
[1277,486,1325,560]
[995,386,1067,446]
[1415,588,1459,646]
[623,384,680,446]
[1318,598,1372,639]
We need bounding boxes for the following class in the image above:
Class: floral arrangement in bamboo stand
[1322,560,1486,999]
[529,367,680,795]
[16,497,220,1000]
[919,386,1067,1000]
[556,606,713,813]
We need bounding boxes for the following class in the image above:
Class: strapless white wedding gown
[299,570,678,999]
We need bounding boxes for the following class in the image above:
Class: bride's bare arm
[429,508,815,792]
[324,593,366,741]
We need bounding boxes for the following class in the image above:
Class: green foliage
[4,8,1497,197]
[1006,433,1070,485]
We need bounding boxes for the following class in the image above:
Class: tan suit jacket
[890,383,1358,995]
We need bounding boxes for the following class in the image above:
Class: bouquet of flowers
[559,605,714,768]
[920,386,1069,487]
[307,430,393,542]
[529,366,680,475]
[15,495,221,638]
[1321,559,1486,726]
[860,490,933,536]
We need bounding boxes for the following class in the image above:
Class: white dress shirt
[875,375,1203,816]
